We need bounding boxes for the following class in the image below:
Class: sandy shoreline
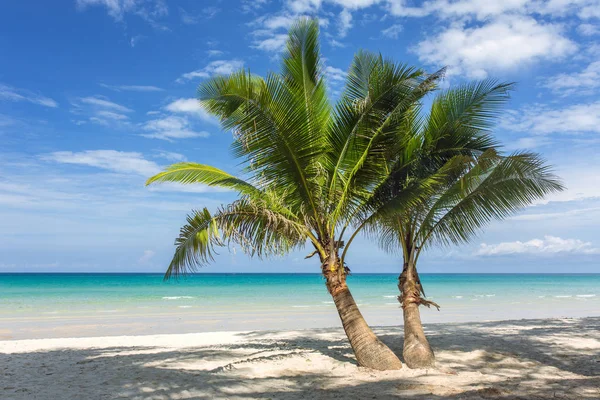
[1,317,599,399]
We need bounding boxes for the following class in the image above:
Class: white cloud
[381,23,403,38]
[578,23,600,36]
[259,14,298,30]
[577,1,600,19]
[414,16,576,78]
[540,61,600,96]
[504,102,600,135]
[42,150,161,176]
[0,84,58,108]
[154,151,187,162]
[93,110,130,122]
[287,0,323,13]
[338,9,353,37]
[141,115,210,141]
[137,250,155,265]
[249,13,308,53]
[386,0,600,20]
[206,49,225,57]
[253,34,289,52]
[130,35,144,47]
[386,0,435,17]
[99,83,164,92]
[512,206,600,221]
[330,0,381,9]
[177,60,244,82]
[179,6,220,24]
[164,98,217,124]
[476,235,600,256]
[179,7,198,24]
[76,0,136,21]
[328,38,346,48]
[78,96,133,113]
[325,66,347,83]
[76,0,168,27]
[429,0,530,20]
[71,95,133,126]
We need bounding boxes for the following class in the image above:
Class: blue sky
[1,0,599,273]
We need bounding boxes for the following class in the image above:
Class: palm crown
[147,19,441,280]
[365,80,564,263]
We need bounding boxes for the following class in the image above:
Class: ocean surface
[1,273,599,339]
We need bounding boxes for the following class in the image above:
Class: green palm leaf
[417,151,564,250]
[146,162,261,197]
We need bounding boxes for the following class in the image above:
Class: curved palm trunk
[398,259,436,368]
[323,258,402,370]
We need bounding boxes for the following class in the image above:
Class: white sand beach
[1,317,599,399]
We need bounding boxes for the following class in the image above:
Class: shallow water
[1,273,598,339]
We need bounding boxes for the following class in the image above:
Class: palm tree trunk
[399,259,435,368]
[323,260,402,370]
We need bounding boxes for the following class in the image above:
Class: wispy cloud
[249,13,303,53]
[41,150,161,176]
[578,23,600,36]
[76,0,169,28]
[504,102,600,135]
[37,150,220,194]
[179,6,220,24]
[154,151,187,162]
[381,24,403,39]
[337,9,353,38]
[253,33,289,52]
[325,66,347,84]
[540,60,600,97]
[137,249,156,265]
[176,60,244,82]
[100,83,164,92]
[476,235,600,256]
[71,95,133,126]
[130,35,144,47]
[241,0,270,13]
[140,116,210,141]
[0,114,17,127]
[206,49,225,57]
[512,206,600,222]
[77,96,132,113]
[0,83,58,108]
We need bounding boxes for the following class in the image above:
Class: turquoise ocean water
[1,273,599,339]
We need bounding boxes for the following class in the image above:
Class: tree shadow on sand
[1,317,598,399]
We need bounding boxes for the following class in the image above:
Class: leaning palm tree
[361,81,564,368]
[146,19,444,370]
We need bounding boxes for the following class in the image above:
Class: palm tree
[146,19,443,370]
[362,81,564,368]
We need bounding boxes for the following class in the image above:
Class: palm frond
[146,162,261,197]
[218,196,308,258]
[198,67,327,228]
[164,198,308,279]
[423,80,514,157]
[416,151,564,249]
[165,208,223,279]
[327,53,443,222]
